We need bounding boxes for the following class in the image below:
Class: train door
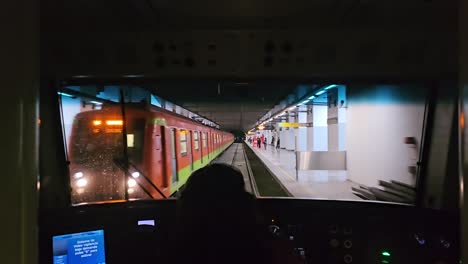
[158,126,169,189]
[188,131,193,172]
[169,128,178,183]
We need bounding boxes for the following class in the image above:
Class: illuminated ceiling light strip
[315,90,326,96]
[90,100,103,105]
[308,95,316,100]
[324,84,338,90]
[57,92,74,98]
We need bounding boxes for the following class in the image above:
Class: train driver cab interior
[2,0,468,264]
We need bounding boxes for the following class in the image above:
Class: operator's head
[176,164,260,264]
[179,163,251,202]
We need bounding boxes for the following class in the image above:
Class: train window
[194,131,199,150]
[127,134,134,147]
[59,86,127,204]
[126,118,145,163]
[180,130,188,156]
[202,132,207,148]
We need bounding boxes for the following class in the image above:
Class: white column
[280,127,286,149]
[306,105,314,150]
[313,105,328,151]
[328,85,346,151]
[285,110,296,150]
[297,105,308,151]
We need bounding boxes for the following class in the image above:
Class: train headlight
[76,178,88,187]
[131,172,140,178]
[128,179,137,187]
[73,172,84,179]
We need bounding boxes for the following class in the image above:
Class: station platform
[246,142,361,200]
[212,143,254,194]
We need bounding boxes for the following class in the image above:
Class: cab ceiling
[42,0,456,31]
[42,0,458,131]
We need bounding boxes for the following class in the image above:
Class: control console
[39,199,459,264]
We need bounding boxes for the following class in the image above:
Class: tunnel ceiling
[146,81,297,131]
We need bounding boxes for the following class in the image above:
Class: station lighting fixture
[381,251,391,257]
[315,90,326,96]
[131,172,140,178]
[57,92,74,98]
[297,99,310,106]
[90,100,103,105]
[308,95,316,100]
[73,172,84,179]
[324,84,338,90]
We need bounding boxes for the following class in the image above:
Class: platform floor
[246,142,361,200]
[212,143,253,194]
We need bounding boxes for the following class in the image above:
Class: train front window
[57,82,458,209]
[60,85,153,204]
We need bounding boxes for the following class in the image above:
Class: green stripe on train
[169,142,232,194]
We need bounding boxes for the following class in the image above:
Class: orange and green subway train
[68,103,234,204]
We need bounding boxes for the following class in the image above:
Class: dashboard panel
[39,198,459,264]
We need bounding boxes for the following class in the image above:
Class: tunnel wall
[346,85,426,187]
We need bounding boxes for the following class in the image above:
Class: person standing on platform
[257,137,261,148]
[276,137,280,149]
[253,136,257,147]
[263,137,267,150]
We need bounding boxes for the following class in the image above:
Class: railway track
[214,143,259,196]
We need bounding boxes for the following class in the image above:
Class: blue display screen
[52,230,106,264]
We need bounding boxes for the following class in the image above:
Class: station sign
[278,122,312,128]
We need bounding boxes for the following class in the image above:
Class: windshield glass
[58,82,457,207]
